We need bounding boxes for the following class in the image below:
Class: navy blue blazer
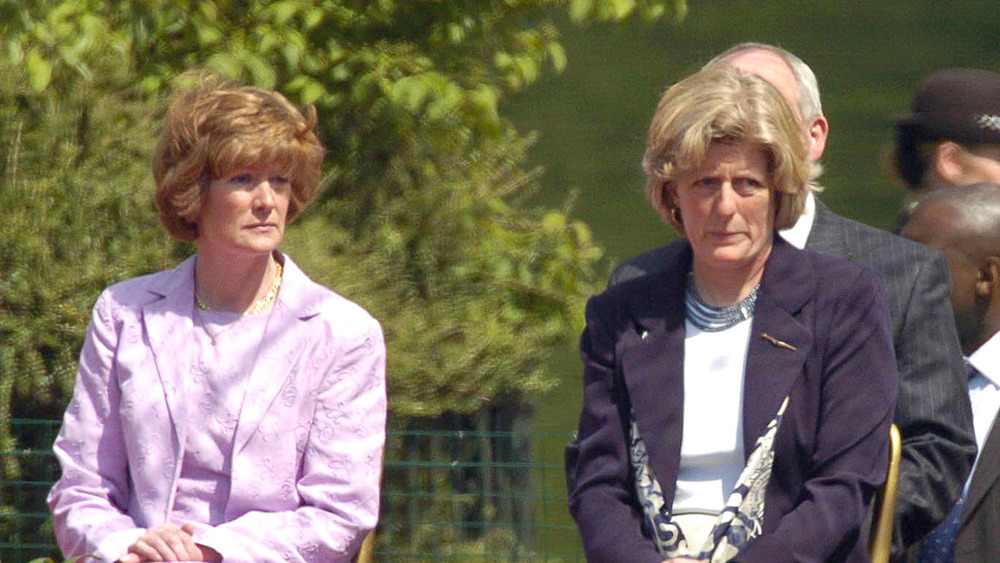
[567,237,898,563]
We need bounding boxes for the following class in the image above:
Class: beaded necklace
[684,274,759,332]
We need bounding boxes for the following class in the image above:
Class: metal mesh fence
[1,419,584,562]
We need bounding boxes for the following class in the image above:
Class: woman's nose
[253,181,276,210]
[715,182,737,215]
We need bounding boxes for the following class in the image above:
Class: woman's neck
[691,252,770,308]
[194,249,278,313]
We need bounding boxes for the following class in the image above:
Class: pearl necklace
[196,260,284,315]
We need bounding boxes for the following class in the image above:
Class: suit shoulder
[299,278,383,339]
[99,268,178,310]
[609,239,686,286]
[589,262,677,331]
[804,247,887,298]
[821,211,940,267]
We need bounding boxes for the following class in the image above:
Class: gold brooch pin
[761,333,797,351]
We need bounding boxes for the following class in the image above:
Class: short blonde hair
[152,75,325,242]
[643,66,814,234]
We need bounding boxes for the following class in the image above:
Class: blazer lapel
[742,239,813,455]
[964,417,1000,522]
[231,255,318,455]
[620,243,690,505]
[142,256,197,454]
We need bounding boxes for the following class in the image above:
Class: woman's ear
[662,181,676,205]
[662,182,684,228]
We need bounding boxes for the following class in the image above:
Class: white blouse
[672,318,750,514]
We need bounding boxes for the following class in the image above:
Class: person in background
[604,43,977,562]
[568,65,896,563]
[902,184,1000,563]
[47,75,387,563]
[891,68,1000,221]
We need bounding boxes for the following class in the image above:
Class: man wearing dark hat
[902,183,1000,563]
[893,68,1000,219]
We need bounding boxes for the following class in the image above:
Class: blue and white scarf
[629,396,789,562]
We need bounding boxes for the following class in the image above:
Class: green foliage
[0,55,175,420]
[285,132,601,417]
[2,0,683,423]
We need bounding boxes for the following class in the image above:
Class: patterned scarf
[628,396,789,562]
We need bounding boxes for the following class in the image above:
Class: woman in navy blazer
[567,67,897,562]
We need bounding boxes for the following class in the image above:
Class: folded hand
[118,523,221,563]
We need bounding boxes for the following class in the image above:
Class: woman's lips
[709,231,743,240]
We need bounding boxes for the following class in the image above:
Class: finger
[161,531,195,561]
[133,536,172,561]
[118,554,142,563]
[179,522,201,551]
[180,522,210,560]
[178,531,202,560]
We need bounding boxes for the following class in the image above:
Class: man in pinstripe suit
[607,44,977,561]
[902,184,1000,563]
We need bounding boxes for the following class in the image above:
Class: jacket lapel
[231,255,320,455]
[963,417,1000,522]
[142,256,197,455]
[620,243,689,504]
[742,239,813,456]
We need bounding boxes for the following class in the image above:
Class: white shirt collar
[777,192,816,250]
[969,331,1000,389]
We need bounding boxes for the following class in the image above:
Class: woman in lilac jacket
[47,77,387,563]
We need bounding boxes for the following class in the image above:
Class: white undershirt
[964,332,1000,497]
[673,318,750,514]
[778,191,816,250]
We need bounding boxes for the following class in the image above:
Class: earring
[669,206,682,224]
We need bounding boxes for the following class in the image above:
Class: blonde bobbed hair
[643,66,815,234]
[152,74,325,242]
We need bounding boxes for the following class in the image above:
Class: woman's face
[196,162,291,257]
[669,141,775,274]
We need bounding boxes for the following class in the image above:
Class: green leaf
[301,79,326,104]
[267,1,300,25]
[568,0,594,23]
[547,42,567,73]
[204,52,242,78]
[25,50,53,91]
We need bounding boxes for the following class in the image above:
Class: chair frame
[869,424,903,563]
[352,528,375,563]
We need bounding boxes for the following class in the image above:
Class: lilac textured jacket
[47,253,387,562]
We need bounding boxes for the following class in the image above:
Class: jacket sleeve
[195,314,387,563]
[736,267,898,563]
[890,250,976,551]
[567,296,664,563]
[47,290,147,561]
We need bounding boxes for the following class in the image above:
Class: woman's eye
[231,173,254,184]
[735,178,764,192]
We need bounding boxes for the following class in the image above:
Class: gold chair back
[869,424,903,563]
[352,528,376,563]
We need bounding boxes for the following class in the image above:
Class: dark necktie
[915,499,963,563]
[915,360,979,563]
